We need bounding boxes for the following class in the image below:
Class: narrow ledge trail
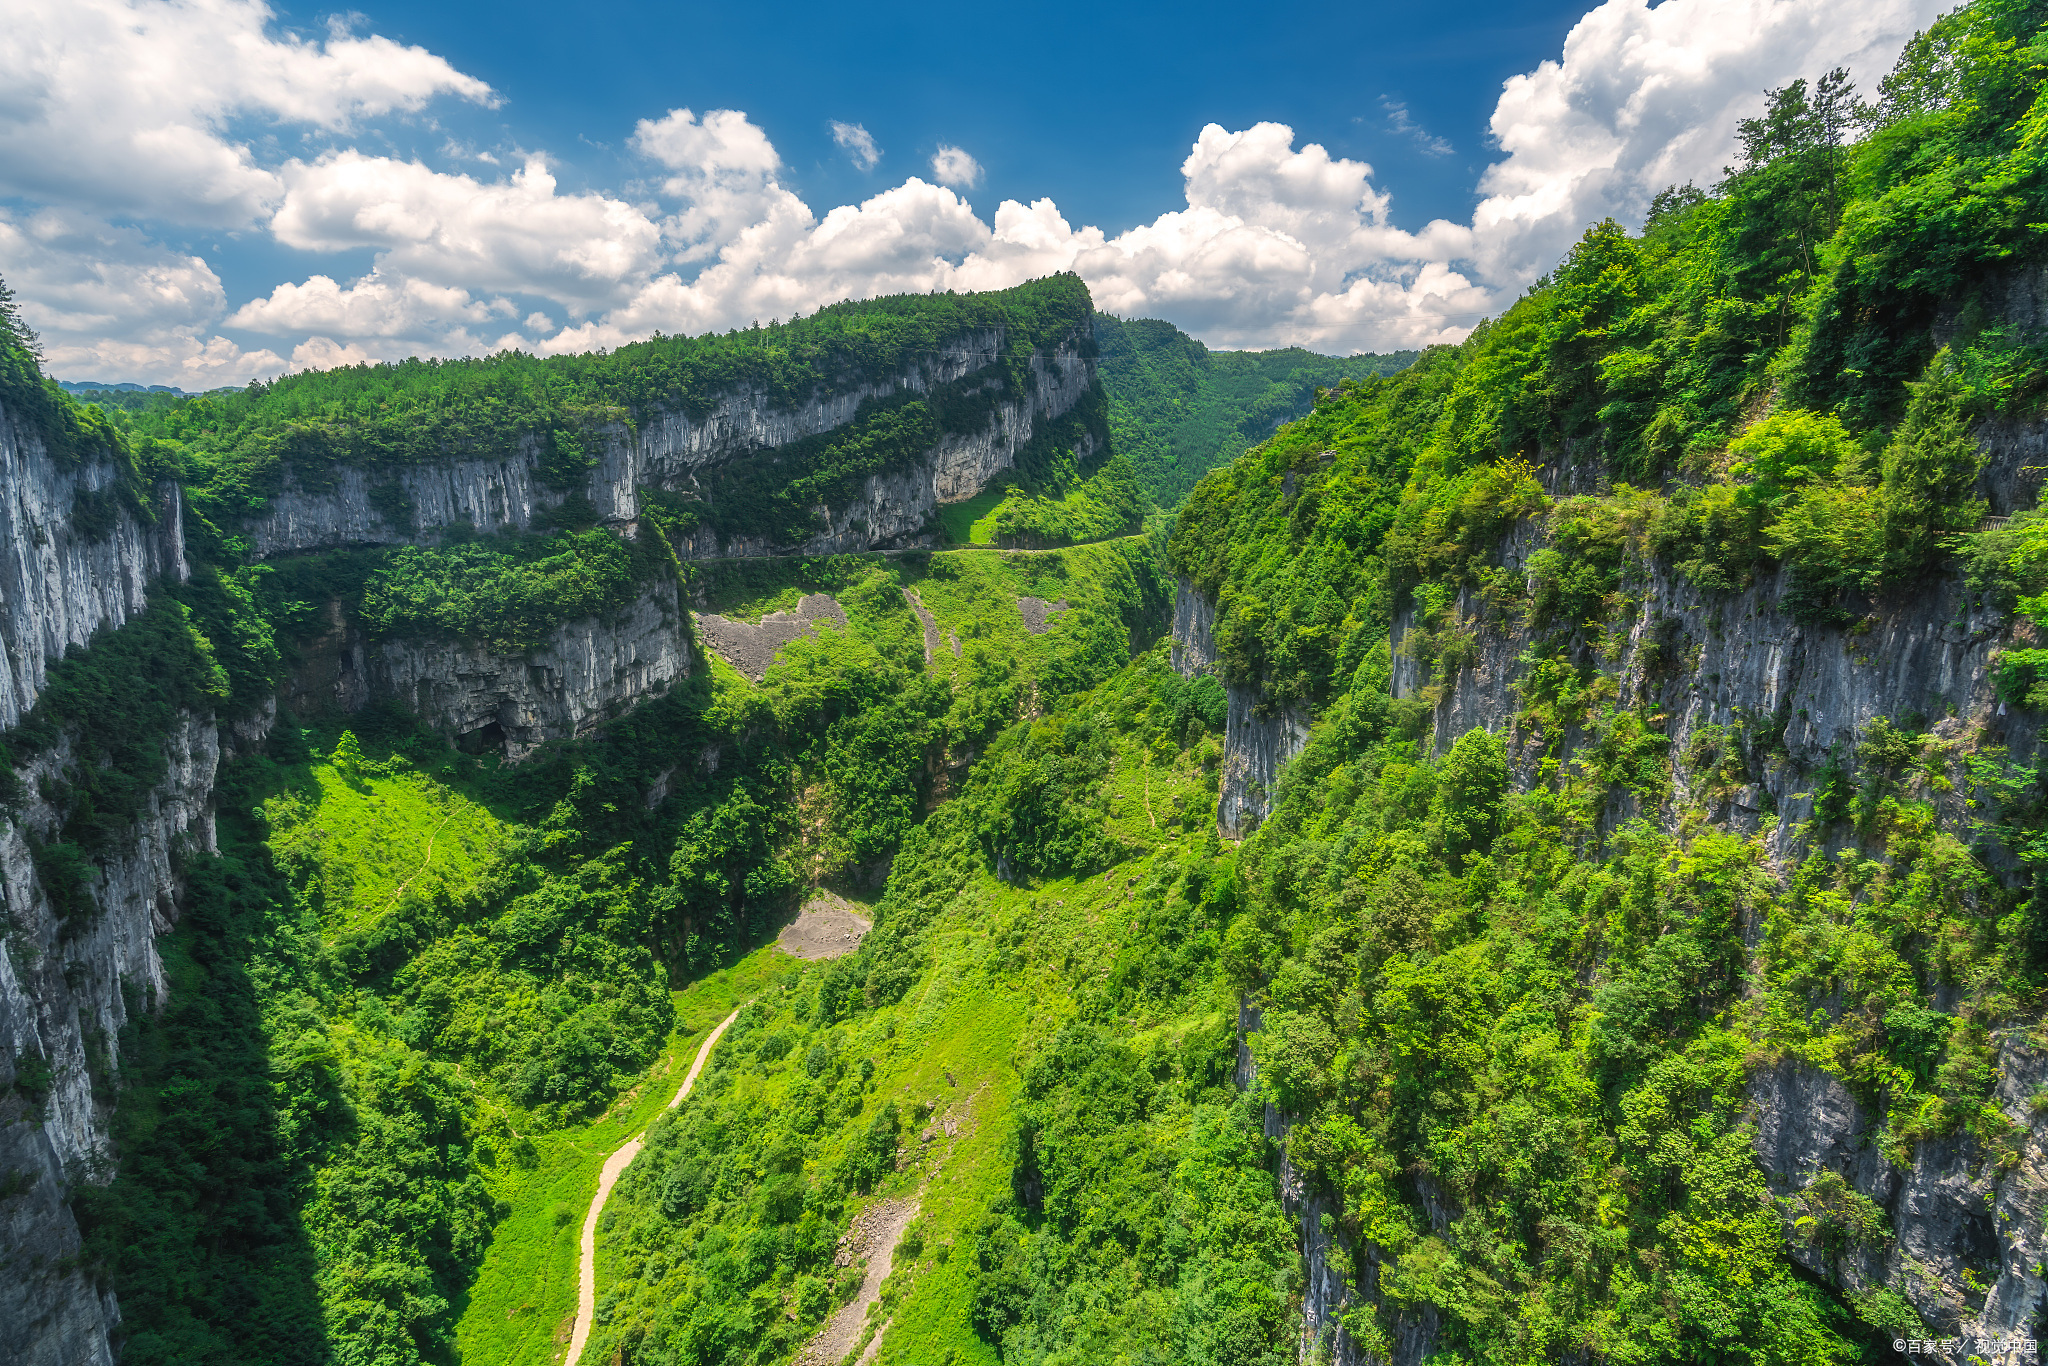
[563,1005,745,1366]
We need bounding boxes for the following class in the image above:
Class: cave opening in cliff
[457,721,506,755]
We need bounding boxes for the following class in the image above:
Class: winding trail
[563,1006,745,1366]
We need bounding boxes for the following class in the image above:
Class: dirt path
[794,1196,919,1366]
[379,809,454,914]
[562,1007,745,1366]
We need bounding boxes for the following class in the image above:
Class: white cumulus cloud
[831,121,882,171]
[0,0,494,228]
[1466,0,1946,286]
[269,152,665,313]
[0,209,285,385]
[633,108,795,263]
[524,0,1949,358]
[930,145,984,189]
[0,0,1953,381]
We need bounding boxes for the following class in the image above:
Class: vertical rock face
[1751,1041,2048,1341]
[235,327,1098,561]
[0,402,186,729]
[1413,550,2013,864]
[271,517,693,758]
[287,573,693,759]
[1210,423,2048,1351]
[369,582,690,759]
[1169,578,1309,838]
[240,450,554,559]
[1235,997,1436,1366]
[0,396,219,1363]
[1383,534,2045,1346]
[0,710,236,1366]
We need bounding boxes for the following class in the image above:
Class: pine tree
[0,271,42,363]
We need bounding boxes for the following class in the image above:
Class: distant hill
[58,379,193,394]
[1093,314,1416,509]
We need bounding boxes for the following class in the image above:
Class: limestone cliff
[0,709,240,1366]
[238,325,1098,561]
[285,547,691,759]
[1210,511,2046,1363]
[0,397,210,1360]
[0,401,186,730]
[1170,578,1309,839]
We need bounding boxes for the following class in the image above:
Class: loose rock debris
[695,594,846,682]
[900,587,945,664]
[1015,595,1069,634]
[796,1197,919,1366]
[777,891,873,960]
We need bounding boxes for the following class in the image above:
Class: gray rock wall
[366,577,691,759]
[282,550,691,760]
[1383,526,2044,1348]
[0,709,238,1365]
[1412,542,2014,867]
[0,401,186,730]
[237,326,1097,562]
[1218,454,2048,1354]
[1751,1038,2048,1341]
[1170,578,1310,839]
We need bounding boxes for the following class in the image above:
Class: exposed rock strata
[238,328,1097,562]
[1751,1039,2048,1341]
[0,710,237,1366]
[366,582,689,759]
[1170,578,1309,838]
[0,401,186,730]
[1409,548,2014,866]
[1365,539,2038,1353]
[1214,490,2048,1353]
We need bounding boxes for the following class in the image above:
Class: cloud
[270,151,665,313]
[0,0,494,228]
[228,270,510,340]
[929,145,984,189]
[831,121,882,171]
[0,208,286,385]
[0,0,1952,378]
[1466,0,1947,285]
[1381,98,1454,156]
[632,108,794,261]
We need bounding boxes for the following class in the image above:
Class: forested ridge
[5,2,2048,1362]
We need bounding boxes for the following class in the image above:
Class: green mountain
[4,6,2048,1364]
[1095,314,1416,509]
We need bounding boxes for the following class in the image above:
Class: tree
[0,271,40,362]
[331,730,367,781]
[1879,349,1984,575]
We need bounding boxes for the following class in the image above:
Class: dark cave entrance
[457,720,506,755]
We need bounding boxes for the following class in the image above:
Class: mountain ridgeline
[5,6,2048,1362]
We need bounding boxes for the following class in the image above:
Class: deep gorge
[7,11,2048,1360]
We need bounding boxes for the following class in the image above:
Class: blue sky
[0,0,1946,384]
[356,0,1592,234]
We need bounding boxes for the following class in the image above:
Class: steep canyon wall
[238,327,1097,562]
[1180,449,2048,1362]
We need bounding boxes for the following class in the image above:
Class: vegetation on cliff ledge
[8,2,2048,1362]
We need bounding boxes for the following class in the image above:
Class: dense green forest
[6,1,2048,1361]
[1094,314,1415,509]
